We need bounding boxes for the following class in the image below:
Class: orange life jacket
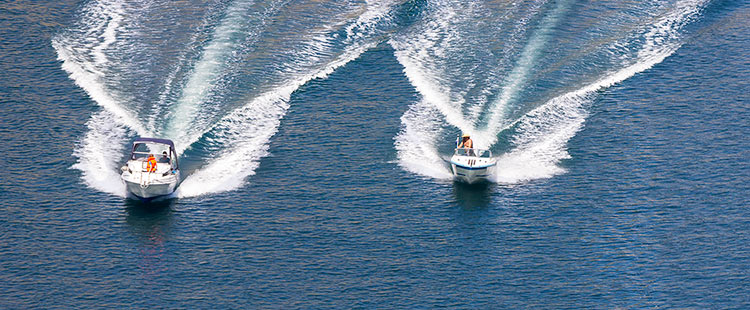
[146,157,157,172]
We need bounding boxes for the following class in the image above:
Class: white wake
[53,0,148,197]
[177,0,396,197]
[393,0,709,184]
[163,0,284,153]
[57,0,398,198]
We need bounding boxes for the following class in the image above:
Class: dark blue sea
[1,0,749,308]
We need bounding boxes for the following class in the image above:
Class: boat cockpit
[454,148,492,158]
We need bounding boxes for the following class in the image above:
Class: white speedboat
[450,148,496,184]
[120,138,180,199]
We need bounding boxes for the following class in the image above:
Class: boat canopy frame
[130,137,179,169]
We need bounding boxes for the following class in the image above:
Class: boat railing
[454,148,492,158]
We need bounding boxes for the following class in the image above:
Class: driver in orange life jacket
[458,133,473,149]
[146,154,158,173]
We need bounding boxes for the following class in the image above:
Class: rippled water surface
[1,0,748,308]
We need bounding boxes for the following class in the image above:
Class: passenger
[458,133,473,149]
[146,154,158,173]
[158,151,170,164]
[458,133,474,156]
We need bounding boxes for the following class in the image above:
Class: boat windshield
[454,148,492,158]
[131,142,172,160]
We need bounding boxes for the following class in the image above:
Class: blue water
[1,0,749,308]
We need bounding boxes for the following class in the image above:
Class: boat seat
[154,163,171,173]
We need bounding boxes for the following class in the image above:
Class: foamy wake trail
[71,111,130,196]
[391,0,500,178]
[495,0,707,183]
[177,1,396,197]
[387,46,468,179]
[164,0,281,152]
[55,0,397,198]
[392,0,551,178]
[396,0,708,183]
[393,99,453,180]
[53,0,148,196]
[476,0,572,148]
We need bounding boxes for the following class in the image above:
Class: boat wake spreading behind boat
[54,0,400,198]
[392,0,709,184]
[53,0,709,195]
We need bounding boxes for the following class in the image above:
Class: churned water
[1,0,748,308]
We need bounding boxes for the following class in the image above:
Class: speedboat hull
[451,163,495,184]
[449,148,496,184]
[124,177,178,199]
[122,170,180,199]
